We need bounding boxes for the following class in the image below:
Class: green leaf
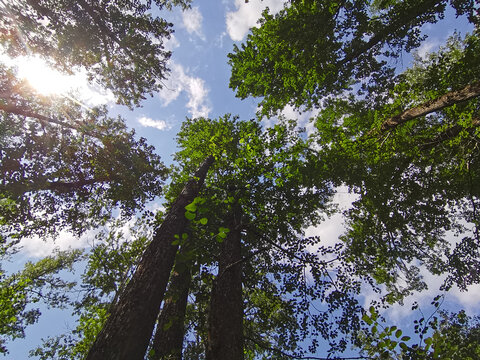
[185,211,196,220]
[185,203,197,212]
[362,314,373,325]
[199,217,208,225]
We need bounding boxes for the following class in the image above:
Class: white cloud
[304,186,358,250]
[451,283,480,311]
[164,34,180,52]
[19,230,90,259]
[182,6,205,40]
[258,102,320,136]
[416,39,440,59]
[226,0,286,41]
[138,116,171,131]
[158,62,211,118]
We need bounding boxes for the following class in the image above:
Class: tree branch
[419,118,480,150]
[339,0,443,66]
[374,81,480,134]
[0,102,103,139]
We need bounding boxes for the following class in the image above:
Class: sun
[4,54,115,106]
[15,55,78,96]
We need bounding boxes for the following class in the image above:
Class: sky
[4,0,479,358]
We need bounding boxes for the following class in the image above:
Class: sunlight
[15,55,81,96]
[0,54,115,105]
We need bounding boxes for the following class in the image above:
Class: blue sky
[5,0,479,358]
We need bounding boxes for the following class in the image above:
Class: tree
[172,116,350,359]
[30,218,152,359]
[206,202,244,360]
[148,243,194,360]
[312,31,480,296]
[1,0,190,352]
[228,1,480,355]
[85,155,214,360]
[1,0,195,240]
[0,70,167,239]
[229,0,478,116]
[229,0,480,292]
[1,0,191,107]
[358,300,480,359]
[0,249,83,354]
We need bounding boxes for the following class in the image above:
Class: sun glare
[1,54,115,106]
[16,56,78,96]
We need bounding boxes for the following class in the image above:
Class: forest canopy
[1,0,479,359]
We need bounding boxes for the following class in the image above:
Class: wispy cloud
[182,6,205,40]
[225,0,285,41]
[137,116,171,131]
[416,39,440,59]
[158,62,211,118]
[164,33,180,52]
[19,230,90,258]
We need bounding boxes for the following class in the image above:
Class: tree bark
[377,81,480,133]
[149,245,193,360]
[86,155,214,360]
[206,203,244,360]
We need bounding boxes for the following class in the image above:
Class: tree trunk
[206,203,244,360]
[86,155,214,360]
[149,245,193,360]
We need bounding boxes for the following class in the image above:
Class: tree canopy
[229,0,479,116]
[1,0,480,359]
[1,0,191,106]
[0,0,187,352]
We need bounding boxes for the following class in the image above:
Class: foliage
[358,300,480,359]
[228,2,480,357]
[0,63,168,240]
[229,0,478,116]
[312,30,480,297]
[0,249,83,354]
[0,1,176,351]
[173,116,365,357]
[0,0,191,106]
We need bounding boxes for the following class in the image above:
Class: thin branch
[8,176,113,197]
[246,225,338,269]
[217,247,269,280]
[339,0,442,67]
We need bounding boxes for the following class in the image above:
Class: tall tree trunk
[86,155,214,360]
[149,244,193,360]
[206,203,244,360]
